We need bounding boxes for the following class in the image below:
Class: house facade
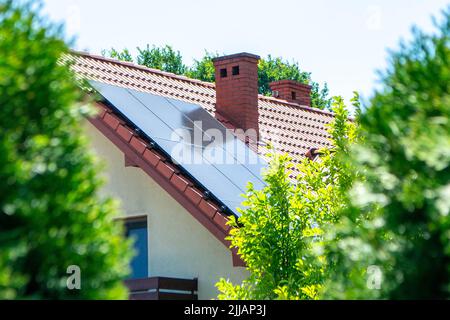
[70,52,334,300]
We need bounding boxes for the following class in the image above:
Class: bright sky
[42,0,449,105]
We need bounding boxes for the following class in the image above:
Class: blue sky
[42,0,449,105]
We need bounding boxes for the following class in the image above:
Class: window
[124,217,148,279]
[291,91,297,101]
[220,68,227,78]
[232,65,240,76]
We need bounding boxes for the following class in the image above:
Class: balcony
[125,277,198,300]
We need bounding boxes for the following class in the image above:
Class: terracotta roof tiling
[68,51,334,171]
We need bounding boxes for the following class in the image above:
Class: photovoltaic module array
[90,81,266,216]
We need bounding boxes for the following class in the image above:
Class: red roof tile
[184,186,203,206]
[213,212,231,232]
[156,161,177,180]
[103,112,121,130]
[199,199,220,219]
[143,149,162,167]
[130,136,147,155]
[170,174,191,193]
[117,124,134,142]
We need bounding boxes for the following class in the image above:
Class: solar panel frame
[89,81,266,217]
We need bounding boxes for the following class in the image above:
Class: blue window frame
[125,218,148,279]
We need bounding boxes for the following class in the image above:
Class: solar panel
[90,81,266,216]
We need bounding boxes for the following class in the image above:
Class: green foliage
[323,8,450,299]
[185,51,219,82]
[309,82,331,111]
[136,44,187,74]
[0,0,131,299]
[257,55,311,94]
[257,56,331,110]
[216,95,359,300]
[101,48,133,62]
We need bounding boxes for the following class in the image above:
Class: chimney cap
[212,52,260,63]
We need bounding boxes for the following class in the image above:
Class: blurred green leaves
[323,8,450,299]
[0,0,132,299]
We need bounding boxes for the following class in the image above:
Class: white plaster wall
[84,121,248,299]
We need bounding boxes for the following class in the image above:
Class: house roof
[68,51,335,261]
[68,51,334,168]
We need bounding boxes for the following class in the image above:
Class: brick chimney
[269,80,312,106]
[213,53,260,138]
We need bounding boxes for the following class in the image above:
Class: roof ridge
[70,50,334,117]
[70,50,216,89]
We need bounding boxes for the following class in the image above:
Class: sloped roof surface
[68,52,333,167]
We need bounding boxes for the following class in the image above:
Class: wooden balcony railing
[124,277,198,300]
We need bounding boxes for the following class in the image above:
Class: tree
[323,8,450,299]
[101,48,133,62]
[309,81,331,112]
[185,51,219,83]
[103,47,332,110]
[258,56,331,110]
[216,95,359,300]
[136,44,187,74]
[257,55,311,94]
[0,0,131,299]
